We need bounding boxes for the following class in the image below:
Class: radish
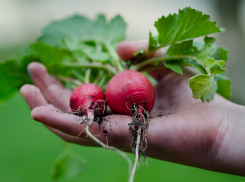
[70,83,105,120]
[105,70,155,115]
[105,70,155,182]
[70,83,132,179]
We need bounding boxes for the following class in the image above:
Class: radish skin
[70,83,105,115]
[105,70,155,115]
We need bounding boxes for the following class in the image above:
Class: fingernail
[27,67,32,78]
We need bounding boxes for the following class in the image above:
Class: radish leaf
[189,74,217,102]
[0,60,32,106]
[210,47,228,61]
[148,31,158,51]
[52,147,86,180]
[164,60,183,75]
[39,14,126,49]
[215,74,231,99]
[154,7,224,47]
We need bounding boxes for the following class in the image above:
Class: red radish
[70,83,106,138]
[105,70,155,182]
[105,70,155,116]
[70,83,105,117]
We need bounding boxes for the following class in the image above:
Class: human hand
[20,41,245,176]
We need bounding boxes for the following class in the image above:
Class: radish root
[129,128,141,182]
[128,104,150,182]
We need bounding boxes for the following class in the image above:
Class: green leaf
[215,60,226,67]
[38,14,126,73]
[30,43,73,66]
[93,14,107,39]
[158,35,229,102]
[164,37,216,72]
[38,15,93,47]
[214,74,231,99]
[210,47,228,61]
[184,59,207,74]
[39,14,126,48]
[209,63,226,75]
[154,7,224,46]
[193,42,228,63]
[165,40,197,56]
[79,43,111,62]
[52,148,86,180]
[0,60,32,106]
[189,74,217,102]
[148,31,158,51]
[133,48,144,57]
[164,60,183,75]
[104,15,126,44]
[194,37,215,70]
[188,63,227,102]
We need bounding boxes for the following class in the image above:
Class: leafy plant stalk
[62,62,117,75]
[105,42,125,72]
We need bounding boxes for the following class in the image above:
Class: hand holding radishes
[21,42,245,177]
[12,7,242,181]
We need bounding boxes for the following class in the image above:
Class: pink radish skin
[105,70,155,115]
[70,83,105,115]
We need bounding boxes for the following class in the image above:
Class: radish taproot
[105,70,155,182]
[70,83,133,179]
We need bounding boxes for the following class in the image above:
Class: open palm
[21,41,245,176]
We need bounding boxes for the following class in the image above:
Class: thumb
[116,41,170,81]
[116,41,148,61]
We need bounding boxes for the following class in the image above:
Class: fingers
[20,84,76,142]
[28,62,71,112]
[31,106,133,150]
[20,84,49,109]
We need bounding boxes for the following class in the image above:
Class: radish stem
[85,69,91,83]
[104,42,124,73]
[62,62,117,75]
[57,75,83,85]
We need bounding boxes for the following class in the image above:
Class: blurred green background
[1,0,245,181]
